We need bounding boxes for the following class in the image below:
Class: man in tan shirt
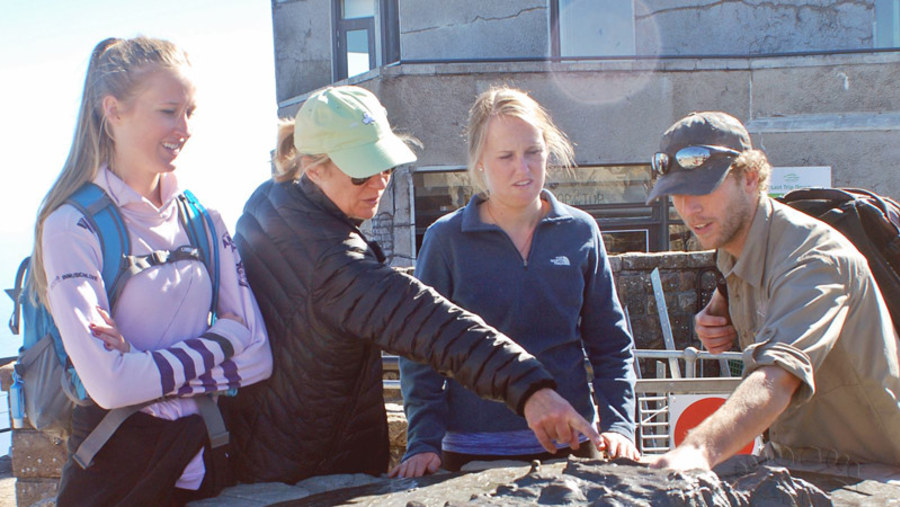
[645,111,900,470]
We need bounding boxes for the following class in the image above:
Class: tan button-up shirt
[718,197,900,466]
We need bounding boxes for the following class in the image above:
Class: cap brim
[329,134,417,179]
[645,158,733,204]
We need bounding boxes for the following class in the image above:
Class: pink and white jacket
[42,167,273,487]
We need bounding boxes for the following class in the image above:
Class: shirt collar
[460,189,573,232]
[717,196,772,288]
[94,166,181,220]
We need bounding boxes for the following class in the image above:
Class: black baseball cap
[646,111,752,204]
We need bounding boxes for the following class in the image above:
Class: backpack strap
[7,257,29,335]
[72,404,144,469]
[114,246,205,293]
[72,394,229,469]
[196,394,229,448]
[66,184,219,321]
[65,183,131,309]
[780,187,855,206]
[178,190,220,325]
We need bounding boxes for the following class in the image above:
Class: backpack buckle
[150,250,170,266]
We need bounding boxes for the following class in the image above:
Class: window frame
[332,0,400,81]
[875,0,900,48]
[550,0,636,58]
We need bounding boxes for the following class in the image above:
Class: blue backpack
[7,182,225,467]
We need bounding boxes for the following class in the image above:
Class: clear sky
[0,0,278,357]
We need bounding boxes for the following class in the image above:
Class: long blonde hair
[465,86,575,195]
[30,36,190,305]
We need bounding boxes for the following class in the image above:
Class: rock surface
[245,457,832,506]
[190,455,900,506]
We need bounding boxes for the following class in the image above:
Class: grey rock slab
[273,457,832,506]
[189,473,385,506]
[193,455,900,506]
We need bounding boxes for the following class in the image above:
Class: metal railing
[632,348,742,455]
[634,376,742,455]
[634,347,742,379]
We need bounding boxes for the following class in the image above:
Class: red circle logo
[673,397,755,455]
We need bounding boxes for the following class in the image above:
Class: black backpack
[778,187,900,337]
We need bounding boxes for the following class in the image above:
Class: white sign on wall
[768,166,832,197]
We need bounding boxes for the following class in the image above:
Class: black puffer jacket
[222,177,556,484]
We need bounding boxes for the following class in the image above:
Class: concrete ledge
[1,363,13,391]
[12,430,66,479]
[610,251,716,271]
[747,112,900,133]
[15,477,57,507]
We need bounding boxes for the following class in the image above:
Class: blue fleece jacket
[400,190,636,460]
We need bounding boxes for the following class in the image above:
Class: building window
[551,0,636,58]
[333,0,400,81]
[876,0,900,48]
[412,165,683,255]
[413,169,474,252]
[546,165,667,253]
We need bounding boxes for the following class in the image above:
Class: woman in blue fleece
[392,87,639,477]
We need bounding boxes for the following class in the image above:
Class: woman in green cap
[222,85,602,484]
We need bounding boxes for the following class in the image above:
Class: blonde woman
[395,87,638,478]
[222,85,601,484]
[33,37,271,505]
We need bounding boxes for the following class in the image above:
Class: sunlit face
[479,115,547,210]
[308,160,392,220]
[106,66,196,184]
[671,172,758,256]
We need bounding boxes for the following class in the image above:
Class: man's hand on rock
[647,443,712,472]
[523,388,601,454]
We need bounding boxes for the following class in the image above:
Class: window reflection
[346,29,372,77]
[343,0,374,19]
[556,0,635,57]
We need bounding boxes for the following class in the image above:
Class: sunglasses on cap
[651,145,742,177]
[350,168,394,186]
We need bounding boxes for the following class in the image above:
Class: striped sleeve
[152,322,246,397]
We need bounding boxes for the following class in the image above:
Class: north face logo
[550,256,570,266]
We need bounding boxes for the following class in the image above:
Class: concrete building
[270,0,900,265]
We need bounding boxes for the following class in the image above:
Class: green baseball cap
[294,86,417,178]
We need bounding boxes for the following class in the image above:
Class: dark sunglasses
[350,168,394,186]
[651,145,741,177]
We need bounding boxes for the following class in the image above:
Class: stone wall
[0,364,64,506]
[609,251,718,370]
